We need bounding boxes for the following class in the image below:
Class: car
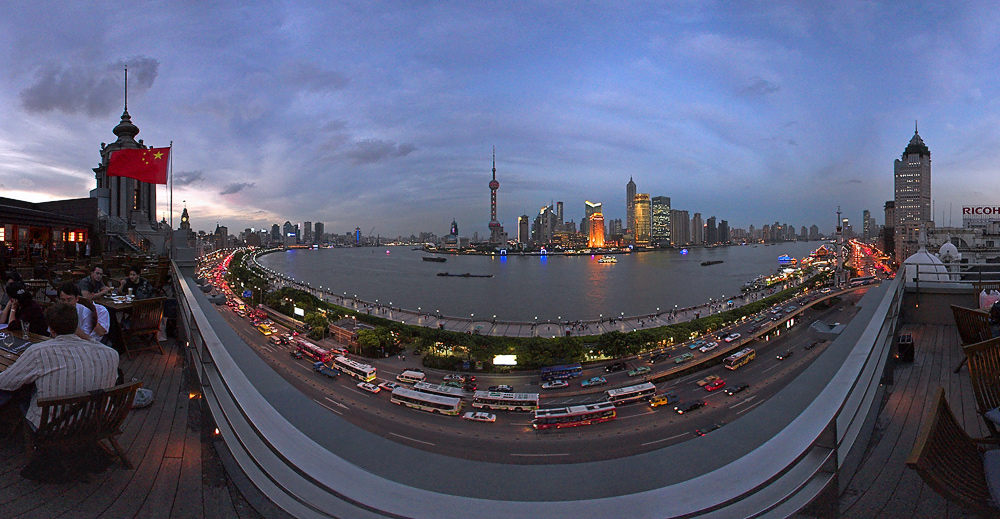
[541,380,569,390]
[289,350,304,359]
[705,379,727,392]
[820,287,833,293]
[443,374,464,382]
[269,335,285,345]
[581,376,608,388]
[689,339,706,350]
[724,333,741,343]
[696,375,720,387]
[699,341,718,353]
[462,411,497,423]
[785,305,797,311]
[605,361,627,372]
[463,383,478,392]
[628,366,651,377]
[776,350,794,360]
[674,400,706,414]
[648,352,669,364]
[695,422,726,436]
[488,385,515,392]
[405,367,425,373]
[463,374,476,382]
[674,352,694,364]
[443,381,464,389]
[725,383,750,396]
[378,381,401,392]
[357,382,380,394]
[649,393,679,407]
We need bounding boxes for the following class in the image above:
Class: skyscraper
[691,213,704,245]
[488,148,504,244]
[705,216,717,245]
[894,125,931,262]
[517,215,530,245]
[583,201,601,237]
[651,196,671,246]
[633,194,651,247]
[314,222,324,244]
[588,213,605,248]
[670,209,689,246]
[862,210,871,241]
[303,221,312,244]
[626,177,636,234]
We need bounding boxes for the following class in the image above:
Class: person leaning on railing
[0,282,46,336]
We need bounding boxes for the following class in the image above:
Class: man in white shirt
[57,282,109,342]
[0,302,119,429]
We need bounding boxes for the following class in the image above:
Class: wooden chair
[907,387,1000,515]
[964,337,1000,437]
[952,305,995,373]
[29,381,142,469]
[121,297,165,358]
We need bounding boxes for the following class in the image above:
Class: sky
[2,1,999,238]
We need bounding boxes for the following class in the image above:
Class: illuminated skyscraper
[583,200,601,237]
[651,196,671,246]
[633,194,651,247]
[894,125,931,262]
[517,215,530,244]
[588,213,605,248]
[626,177,636,233]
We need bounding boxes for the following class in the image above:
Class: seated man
[119,265,155,299]
[58,282,109,343]
[78,266,111,301]
[0,302,119,429]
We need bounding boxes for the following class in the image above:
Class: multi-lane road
[215,287,867,464]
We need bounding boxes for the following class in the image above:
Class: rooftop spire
[492,146,496,180]
[124,65,128,112]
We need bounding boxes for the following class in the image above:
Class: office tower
[719,220,730,244]
[271,224,280,242]
[651,196,671,246]
[862,210,871,241]
[626,177,636,233]
[556,201,563,226]
[609,218,623,236]
[633,194,651,246]
[691,213,704,245]
[583,201,601,237]
[670,210,689,246]
[705,216,717,245]
[304,221,312,244]
[282,221,294,238]
[588,213,605,248]
[809,224,820,240]
[488,148,504,244]
[518,215,530,244]
[894,125,932,262]
[315,222,324,243]
[532,206,556,245]
[799,226,807,240]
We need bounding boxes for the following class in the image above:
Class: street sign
[242,290,252,298]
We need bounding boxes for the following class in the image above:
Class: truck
[313,361,340,379]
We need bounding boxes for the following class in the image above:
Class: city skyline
[2,2,998,236]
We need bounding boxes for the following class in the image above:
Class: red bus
[296,339,333,364]
[532,402,617,430]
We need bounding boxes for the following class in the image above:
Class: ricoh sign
[962,206,1000,226]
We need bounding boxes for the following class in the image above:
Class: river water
[256,241,823,322]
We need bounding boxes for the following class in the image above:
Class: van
[396,370,427,384]
[649,393,679,407]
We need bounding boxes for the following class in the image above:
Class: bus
[396,370,427,384]
[850,276,875,287]
[390,387,462,416]
[724,348,756,370]
[413,381,467,399]
[532,402,617,430]
[472,391,540,412]
[605,382,657,405]
[333,355,377,382]
[539,363,584,381]
[296,339,333,364]
[256,324,274,336]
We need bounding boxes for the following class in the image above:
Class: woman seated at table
[57,282,110,343]
[0,282,47,335]
[118,265,155,299]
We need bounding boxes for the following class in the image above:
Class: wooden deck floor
[0,340,272,519]
[837,323,990,519]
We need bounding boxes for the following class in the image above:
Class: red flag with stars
[107,147,170,184]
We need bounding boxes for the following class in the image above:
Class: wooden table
[0,331,47,372]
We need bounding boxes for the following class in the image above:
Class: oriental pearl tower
[488,147,504,244]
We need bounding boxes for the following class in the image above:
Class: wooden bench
[951,305,994,373]
[27,381,142,469]
[964,337,1000,437]
[907,387,1000,515]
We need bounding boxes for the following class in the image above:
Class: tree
[303,312,329,341]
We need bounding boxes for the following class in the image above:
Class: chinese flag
[107,147,169,184]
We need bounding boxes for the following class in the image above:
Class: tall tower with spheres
[488,147,505,245]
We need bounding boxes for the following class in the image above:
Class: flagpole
[169,141,174,259]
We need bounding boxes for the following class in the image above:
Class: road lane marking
[509,453,568,457]
[642,432,689,446]
[312,399,343,415]
[389,433,435,446]
[737,400,765,415]
[619,410,655,420]
[324,397,349,409]
[729,395,757,409]
[763,364,781,373]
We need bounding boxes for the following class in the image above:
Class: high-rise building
[670,210,689,246]
[626,177,636,233]
[488,148,504,244]
[651,196,671,246]
[862,210,871,241]
[691,213,704,245]
[588,213,605,248]
[271,224,280,243]
[532,206,556,245]
[894,126,932,262]
[719,220,730,244]
[314,222,324,244]
[633,194,651,247]
[556,202,563,227]
[517,215,530,245]
[609,218,623,236]
[583,201,601,237]
[303,221,312,244]
[809,225,820,240]
[705,216,717,245]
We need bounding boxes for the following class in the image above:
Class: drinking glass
[1,332,13,350]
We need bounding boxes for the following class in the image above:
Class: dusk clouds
[2,2,999,237]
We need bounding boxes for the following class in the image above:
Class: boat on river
[701,260,724,266]
[597,256,617,264]
[437,272,493,278]
[422,256,447,262]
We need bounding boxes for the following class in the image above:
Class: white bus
[723,348,756,370]
[472,391,540,412]
[413,381,466,399]
[390,387,462,416]
[396,370,427,384]
[333,355,377,382]
[532,402,617,430]
[605,382,657,405]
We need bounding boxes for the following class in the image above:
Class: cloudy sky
[2,1,998,237]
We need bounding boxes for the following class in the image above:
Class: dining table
[0,330,48,372]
